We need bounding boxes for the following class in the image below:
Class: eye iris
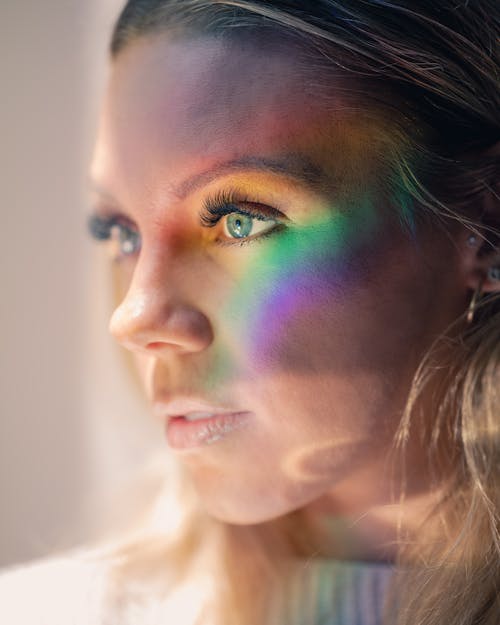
[226,213,253,238]
[118,226,140,254]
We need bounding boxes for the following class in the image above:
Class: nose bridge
[109,242,213,354]
[109,245,172,343]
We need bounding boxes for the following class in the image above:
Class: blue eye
[87,214,141,258]
[223,213,278,240]
[225,213,253,238]
[115,223,141,255]
[200,190,286,244]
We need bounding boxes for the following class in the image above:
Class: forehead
[92,33,393,205]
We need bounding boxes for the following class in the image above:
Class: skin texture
[90,33,486,560]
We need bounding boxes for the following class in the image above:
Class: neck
[300,463,448,563]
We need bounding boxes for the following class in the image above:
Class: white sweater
[0,552,393,624]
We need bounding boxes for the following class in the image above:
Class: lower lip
[166,412,252,450]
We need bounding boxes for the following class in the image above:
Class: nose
[109,253,214,356]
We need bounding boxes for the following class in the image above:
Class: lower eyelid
[215,222,287,247]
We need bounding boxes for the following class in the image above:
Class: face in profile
[90,32,471,525]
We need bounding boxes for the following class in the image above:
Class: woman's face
[90,33,470,524]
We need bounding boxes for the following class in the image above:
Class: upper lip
[152,397,242,420]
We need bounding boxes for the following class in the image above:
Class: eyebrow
[89,153,332,205]
[171,154,331,200]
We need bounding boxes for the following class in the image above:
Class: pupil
[227,213,253,238]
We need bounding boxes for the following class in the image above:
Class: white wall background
[0,0,164,568]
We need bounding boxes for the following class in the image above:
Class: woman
[2,1,499,624]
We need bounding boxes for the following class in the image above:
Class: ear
[462,224,500,295]
[460,140,500,294]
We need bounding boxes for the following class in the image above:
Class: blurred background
[0,0,164,567]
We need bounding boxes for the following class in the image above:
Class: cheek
[222,204,441,393]
[222,199,385,372]
[250,253,347,370]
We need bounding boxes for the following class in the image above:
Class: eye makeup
[200,188,288,245]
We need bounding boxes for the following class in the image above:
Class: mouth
[153,399,253,450]
[182,411,222,422]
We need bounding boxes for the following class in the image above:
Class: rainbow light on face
[221,193,381,369]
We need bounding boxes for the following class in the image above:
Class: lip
[152,397,253,450]
[152,397,239,420]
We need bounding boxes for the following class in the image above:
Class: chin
[187,463,322,524]
[200,498,280,525]
[194,481,310,526]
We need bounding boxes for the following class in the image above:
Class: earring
[466,278,484,324]
[466,234,479,247]
[487,265,500,282]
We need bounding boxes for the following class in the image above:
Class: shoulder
[0,550,110,625]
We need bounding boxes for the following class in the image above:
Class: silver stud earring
[466,234,479,247]
[487,265,500,282]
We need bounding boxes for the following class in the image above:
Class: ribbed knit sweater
[0,554,394,624]
[287,559,394,625]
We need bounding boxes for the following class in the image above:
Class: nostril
[109,298,214,354]
[145,340,192,354]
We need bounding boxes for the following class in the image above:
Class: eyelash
[87,214,140,260]
[199,188,287,246]
[87,189,286,257]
